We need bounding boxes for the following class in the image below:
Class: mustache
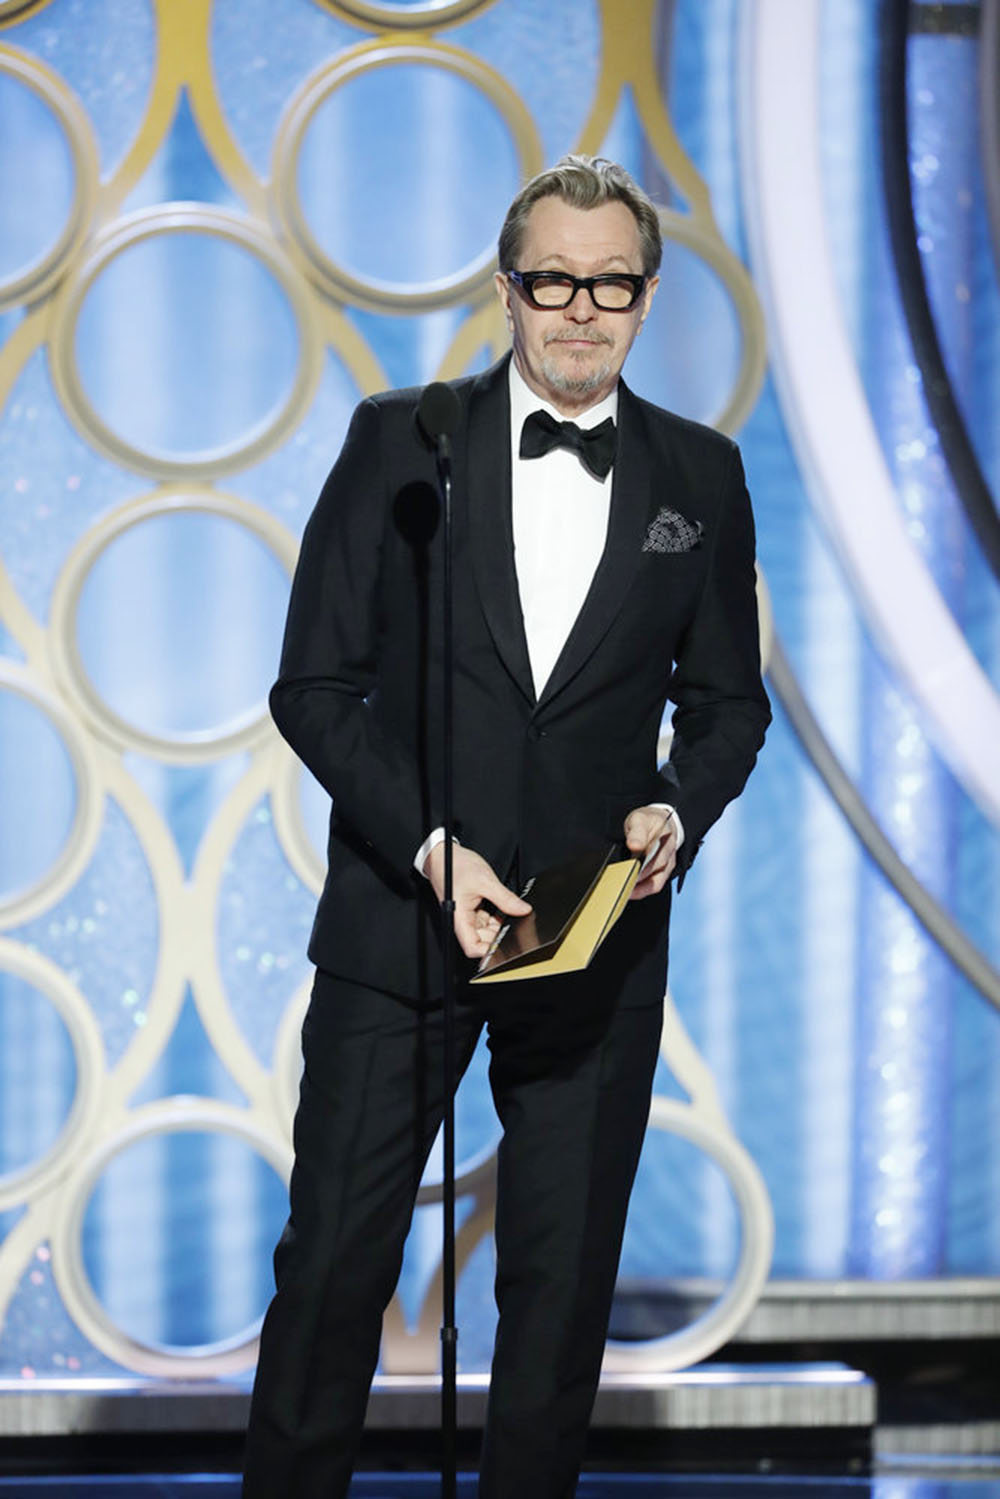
[543,331,614,347]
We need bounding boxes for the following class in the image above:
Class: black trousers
[242,957,663,1499]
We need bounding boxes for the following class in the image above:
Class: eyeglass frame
[506,269,648,312]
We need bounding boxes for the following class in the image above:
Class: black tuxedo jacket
[271,356,770,1002]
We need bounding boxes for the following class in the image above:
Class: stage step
[0,1364,874,1438]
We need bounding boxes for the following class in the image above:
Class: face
[495,195,658,416]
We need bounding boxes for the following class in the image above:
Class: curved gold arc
[312,299,390,398]
[180,0,268,218]
[271,746,327,897]
[0,939,106,1211]
[0,0,56,22]
[270,38,543,313]
[187,742,289,1111]
[87,754,192,1115]
[95,0,183,220]
[47,485,299,764]
[0,45,99,310]
[573,0,766,435]
[658,208,767,435]
[47,204,324,481]
[434,294,508,382]
[0,662,104,930]
[322,0,501,28]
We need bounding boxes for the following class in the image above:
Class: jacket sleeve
[664,442,771,881]
[269,397,427,882]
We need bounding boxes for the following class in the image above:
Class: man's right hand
[424,843,531,960]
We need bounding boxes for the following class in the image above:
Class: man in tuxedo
[243,155,770,1498]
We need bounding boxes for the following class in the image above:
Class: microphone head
[416,381,461,445]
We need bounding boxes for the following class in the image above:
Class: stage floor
[3,1473,1000,1497]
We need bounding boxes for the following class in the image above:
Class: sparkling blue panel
[297,763,332,872]
[6,0,155,177]
[0,688,76,900]
[662,0,741,249]
[74,511,289,739]
[0,974,75,1178]
[215,799,314,1068]
[129,990,247,1111]
[343,305,473,395]
[597,90,741,424]
[0,349,142,622]
[80,1130,287,1349]
[298,65,520,288]
[121,90,242,215]
[12,798,158,1070]
[451,0,602,166]
[121,753,252,880]
[234,354,361,535]
[210,0,363,181]
[619,1130,739,1282]
[0,1241,126,1378]
[0,70,74,286]
[74,234,301,461]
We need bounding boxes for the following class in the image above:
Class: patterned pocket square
[642,506,704,554]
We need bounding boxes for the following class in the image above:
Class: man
[243,155,770,1498]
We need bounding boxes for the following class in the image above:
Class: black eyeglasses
[507,270,647,312]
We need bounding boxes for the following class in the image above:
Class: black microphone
[416,381,461,469]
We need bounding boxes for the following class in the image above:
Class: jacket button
[526,725,544,742]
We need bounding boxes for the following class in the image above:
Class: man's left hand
[624,806,677,900]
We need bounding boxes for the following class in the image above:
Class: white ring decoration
[47,488,298,764]
[0,939,105,1210]
[0,662,103,930]
[603,1094,774,1372]
[48,205,323,479]
[49,1099,293,1377]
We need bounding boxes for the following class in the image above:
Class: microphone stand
[434,428,458,1499]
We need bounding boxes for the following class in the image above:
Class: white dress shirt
[414,361,682,873]
[508,360,616,695]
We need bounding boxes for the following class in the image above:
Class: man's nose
[563,287,598,320]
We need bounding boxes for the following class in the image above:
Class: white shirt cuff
[650,804,685,849]
[415,826,456,876]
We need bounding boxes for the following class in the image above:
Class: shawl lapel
[536,380,655,710]
[465,357,536,705]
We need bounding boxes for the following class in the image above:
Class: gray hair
[498,155,663,278]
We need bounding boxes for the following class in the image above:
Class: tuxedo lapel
[465,357,536,705]
[537,381,654,710]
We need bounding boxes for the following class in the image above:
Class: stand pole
[439,451,458,1499]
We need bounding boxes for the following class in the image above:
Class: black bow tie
[519,409,617,480]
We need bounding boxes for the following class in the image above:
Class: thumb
[625,814,651,851]
[487,876,532,917]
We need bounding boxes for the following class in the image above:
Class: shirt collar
[508,357,619,436]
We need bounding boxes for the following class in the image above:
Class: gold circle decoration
[0,663,103,931]
[270,39,543,313]
[0,939,106,1211]
[47,487,299,765]
[319,0,499,27]
[0,0,55,21]
[656,206,767,437]
[47,205,323,480]
[0,46,98,309]
[270,751,326,898]
[49,1098,293,1377]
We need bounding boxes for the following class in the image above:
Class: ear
[638,274,659,329]
[494,270,513,327]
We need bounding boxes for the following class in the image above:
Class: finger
[454,912,494,958]
[630,869,666,901]
[484,877,532,917]
[624,809,667,853]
